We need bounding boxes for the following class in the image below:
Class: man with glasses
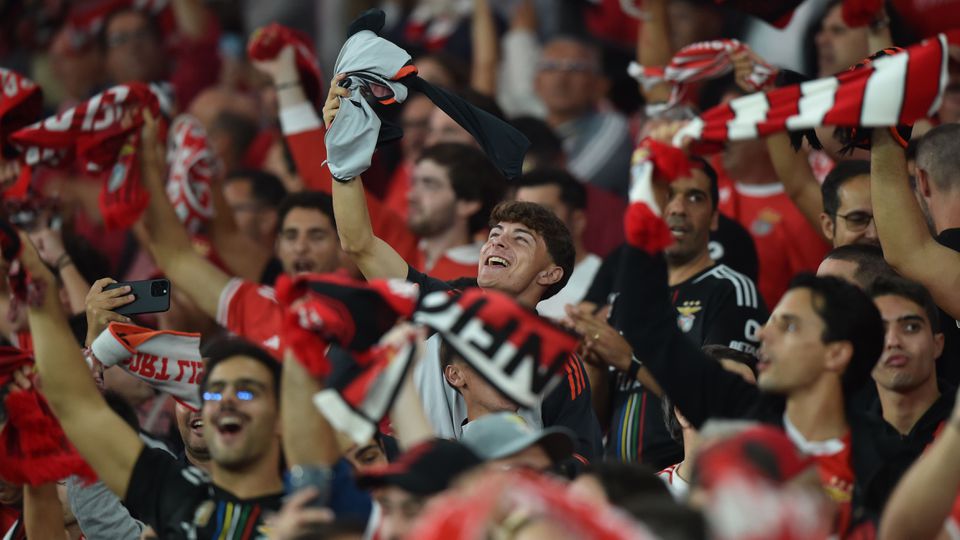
[820,160,880,248]
[534,37,632,197]
[21,228,286,538]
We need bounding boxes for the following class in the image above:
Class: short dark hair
[200,338,281,404]
[663,345,758,441]
[619,497,708,540]
[916,123,960,192]
[225,169,288,210]
[582,462,672,506]
[787,273,884,398]
[276,191,337,233]
[514,168,587,211]
[823,244,893,289]
[690,156,720,210]
[489,201,575,300]
[821,160,871,217]
[868,275,941,333]
[418,143,507,234]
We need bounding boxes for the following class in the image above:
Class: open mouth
[485,256,510,268]
[189,418,204,436]
[215,414,246,439]
[292,259,315,273]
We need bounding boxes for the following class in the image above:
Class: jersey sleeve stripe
[216,278,244,328]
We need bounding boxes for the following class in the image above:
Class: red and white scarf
[674,31,958,148]
[91,323,203,410]
[166,115,216,235]
[628,39,775,114]
[413,288,580,409]
[274,273,418,378]
[247,23,323,107]
[10,82,173,230]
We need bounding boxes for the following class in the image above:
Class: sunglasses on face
[836,211,874,232]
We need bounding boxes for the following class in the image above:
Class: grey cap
[461,412,575,464]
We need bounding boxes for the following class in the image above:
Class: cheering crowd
[2,0,960,538]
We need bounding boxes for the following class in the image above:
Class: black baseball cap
[357,439,481,496]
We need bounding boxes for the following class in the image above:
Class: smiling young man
[323,79,603,460]
[21,230,285,538]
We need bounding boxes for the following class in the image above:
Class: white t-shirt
[536,254,602,320]
[658,462,690,500]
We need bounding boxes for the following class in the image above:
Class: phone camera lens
[151,282,168,297]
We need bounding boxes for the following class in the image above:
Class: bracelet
[275,81,301,90]
[627,354,644,380]
[55,253,73,271]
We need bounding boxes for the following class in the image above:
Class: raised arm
[878,389,960,540]
[470,0,498,96]
[137,112,231,319]
[871,128,960,319]
[323,77,410,280]
[282,349,340,468]
[636,0,673,105]
[20,233,144,499]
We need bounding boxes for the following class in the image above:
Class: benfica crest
[676,301,702,333]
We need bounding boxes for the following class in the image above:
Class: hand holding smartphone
[103,279,171,315]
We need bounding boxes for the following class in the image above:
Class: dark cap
[357,439,481,496]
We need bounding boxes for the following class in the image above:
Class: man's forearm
[879,418,960,540]
[766,133,826,237]
[281,352,340,467]
[331,177,408,280]
[870,130,924,268]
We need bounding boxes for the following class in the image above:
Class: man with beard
[820,160,880,249]
[406,143,506,280]
[20,227,284,538]
[569,157,767,469]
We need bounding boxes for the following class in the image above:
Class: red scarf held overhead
[166,115,216,235]
[628,39,775,114]
[10,82,172,230]
[0,348,97,486]
[674,31,959,150]
[248,23,323,107]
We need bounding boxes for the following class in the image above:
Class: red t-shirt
[786,420,855,537]
[716,174,829,308]
[217,278,283,357]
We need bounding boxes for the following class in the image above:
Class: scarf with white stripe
[413,288,580,409]
[674,32,958,148]
[628,39,775,115]
[91,323,203,410]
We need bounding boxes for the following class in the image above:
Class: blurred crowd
[2,0,960,539]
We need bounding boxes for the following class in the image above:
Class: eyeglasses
[106,28,156,49]
[202,390,255,402]
[536,60,598,74]
[836,211,875,232]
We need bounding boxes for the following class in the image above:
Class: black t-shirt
[605,263,768,469]
[125,447,282,540]
[405,265,478,295]
[935,228,960,386]
[259,258,284,287]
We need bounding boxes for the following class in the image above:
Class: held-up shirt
[124,447,282,540]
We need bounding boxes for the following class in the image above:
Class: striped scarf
[674,31,958,148]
